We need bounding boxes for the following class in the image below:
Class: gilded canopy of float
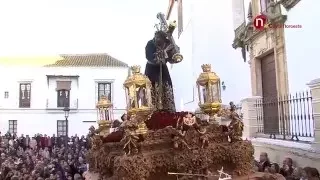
[123,65,153,115]
[196,64,222,117]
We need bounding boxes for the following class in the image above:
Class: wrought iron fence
[255,90,314,141]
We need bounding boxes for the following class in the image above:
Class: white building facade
[165,0,251,112]
[0,54,128,136]
[230,0,320,168]
[284,0,320,92]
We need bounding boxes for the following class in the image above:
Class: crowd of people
[255,152,320,180]
[0,132,89,180]
[1,126,320,180]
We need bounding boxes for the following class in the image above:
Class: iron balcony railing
[255,90,314,141]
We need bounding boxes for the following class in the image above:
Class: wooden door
[261,52,279,134]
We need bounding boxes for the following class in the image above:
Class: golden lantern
[196,64,222,124]
[96,95,113,137]
[123,65,153,134]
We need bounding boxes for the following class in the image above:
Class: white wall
[168,0,251,111]
[285,0,320,92]
[0,65,128,136]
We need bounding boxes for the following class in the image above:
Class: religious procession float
[86,13,279,180]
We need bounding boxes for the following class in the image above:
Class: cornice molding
[232,13,287,50]
[280,0,301,11]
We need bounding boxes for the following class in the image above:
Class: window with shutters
[19,83,31,108]
[98,83,112,102]
[57,90,70,107]
[57,120,67,137]
[9,120,17,134]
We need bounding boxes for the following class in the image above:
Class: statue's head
[154,31,168,46]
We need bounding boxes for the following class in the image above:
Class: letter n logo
[253,15,267,30]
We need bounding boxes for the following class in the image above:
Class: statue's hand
[165,44,174,51]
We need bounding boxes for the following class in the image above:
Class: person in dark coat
[280,157,294,178]
[256,152,271,172]
[51,134,56,148]
[145,30,177,112]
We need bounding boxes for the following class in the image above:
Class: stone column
[241,96,262,139]
[307,78,320,149]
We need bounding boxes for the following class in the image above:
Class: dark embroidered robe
[145,39,176,112]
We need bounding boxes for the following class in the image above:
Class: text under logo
[253,14,302,30]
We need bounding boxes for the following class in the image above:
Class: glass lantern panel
[204,84,210,103]
[96,108,99,121]
[210,83,219,102]
[136,85,148,108]
[104,109,109,121]
[127,86,137,109]
[98,108,103,120]
[125,87,131,109]
[197,85,204,104]
[217,81,221,102]
[146,87,152,107]
[103,108,107,121]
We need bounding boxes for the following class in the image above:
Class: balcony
[46,98,78,110]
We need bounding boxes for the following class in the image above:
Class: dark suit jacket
[258,160,271,172]
[279,167,294,177]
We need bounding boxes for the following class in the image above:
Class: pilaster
[307,78,320,149]
[241,96,262,139]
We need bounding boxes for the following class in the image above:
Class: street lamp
[63,106,70,138]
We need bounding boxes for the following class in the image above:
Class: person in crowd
[264,163,286,180]
[302,167,320,180]
[30,137,37,150]
[288,167,304,180]
[111,120,122,132]
[310,168,320,180]
[255,152,271,172]
[280,157,294,178]
[272,163,281,173]
[253,155,319,180]
[121,113,127,122]
[0,132,88,180]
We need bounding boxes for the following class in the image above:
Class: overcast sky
[0,0,167,66]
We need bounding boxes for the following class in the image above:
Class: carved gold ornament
[123,65,152,88]
[196,64,220,86]
[96,95,112,109]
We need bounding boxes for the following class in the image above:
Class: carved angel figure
[172,117,192,149]
[121,116,140,155]
[195,119,209,148]
[173,128,191,149]
[227,102,244,142]
[199,132,209,148]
